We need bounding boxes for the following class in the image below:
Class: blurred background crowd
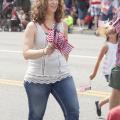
[0,0,120,32]
[0,0,31,32]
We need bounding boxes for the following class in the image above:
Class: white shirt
[24,22,71,84]
[102,42,118,75]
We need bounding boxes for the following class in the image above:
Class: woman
[23,0,79,120]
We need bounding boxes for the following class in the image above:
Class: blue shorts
[78,8,87,20]
[101,13,113,21]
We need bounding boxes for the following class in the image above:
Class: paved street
[0,32,111,120]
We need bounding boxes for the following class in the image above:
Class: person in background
[11,7,21,31]
[112,0,120,20]
[89,26,118,116]
[77,0,89,31]
[0,0,3,11]
[23,0,79,120]
[17,9,29,30]
[0,0,4,30]
[88,0,101,29]
[100,0,114,21]
[64,10,73,33]
[64,0,72,10]
[71,5,78,25]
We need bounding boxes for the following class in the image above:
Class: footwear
[78,27,83,32]
[95,101,101,116]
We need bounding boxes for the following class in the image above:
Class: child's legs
[99,97,109,108]
[105,75,110,82]
[78,8,85,26]
[98,75,110,108]
[91,6,100,29]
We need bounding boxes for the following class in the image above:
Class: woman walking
[23,0,79,120]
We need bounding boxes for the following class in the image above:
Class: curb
[70,26,96,35]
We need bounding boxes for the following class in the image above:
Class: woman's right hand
[43,43,55,55]
[89,73,96,80]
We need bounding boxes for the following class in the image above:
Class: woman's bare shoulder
[27,21,36,28]
[25,21,37,33]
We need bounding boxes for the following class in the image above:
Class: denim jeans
[24,76,79,120]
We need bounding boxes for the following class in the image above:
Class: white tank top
[102,42,118,75]
[24,22,71,84]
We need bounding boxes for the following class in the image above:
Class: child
[64,10,73,33]
[89,26,119,116]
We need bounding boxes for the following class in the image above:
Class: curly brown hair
[31,0,64,24]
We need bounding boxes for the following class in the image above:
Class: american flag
[112,17,120,35]
[116,42,120,66]
[47,29,73,55]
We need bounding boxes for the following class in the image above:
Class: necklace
[43,23,53,31]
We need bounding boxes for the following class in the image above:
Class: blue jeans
[24,76,79,120]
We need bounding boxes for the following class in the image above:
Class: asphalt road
[0,32,111,120]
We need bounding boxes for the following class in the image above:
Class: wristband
[43,49,47,55]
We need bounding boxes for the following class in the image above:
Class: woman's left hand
[43,43,55,55]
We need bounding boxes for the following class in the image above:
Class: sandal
[95,101,101,116]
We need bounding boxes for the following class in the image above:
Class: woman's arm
[89,43,108,80]
[23,22,54,60]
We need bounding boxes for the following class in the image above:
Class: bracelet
[43,49,46,55]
